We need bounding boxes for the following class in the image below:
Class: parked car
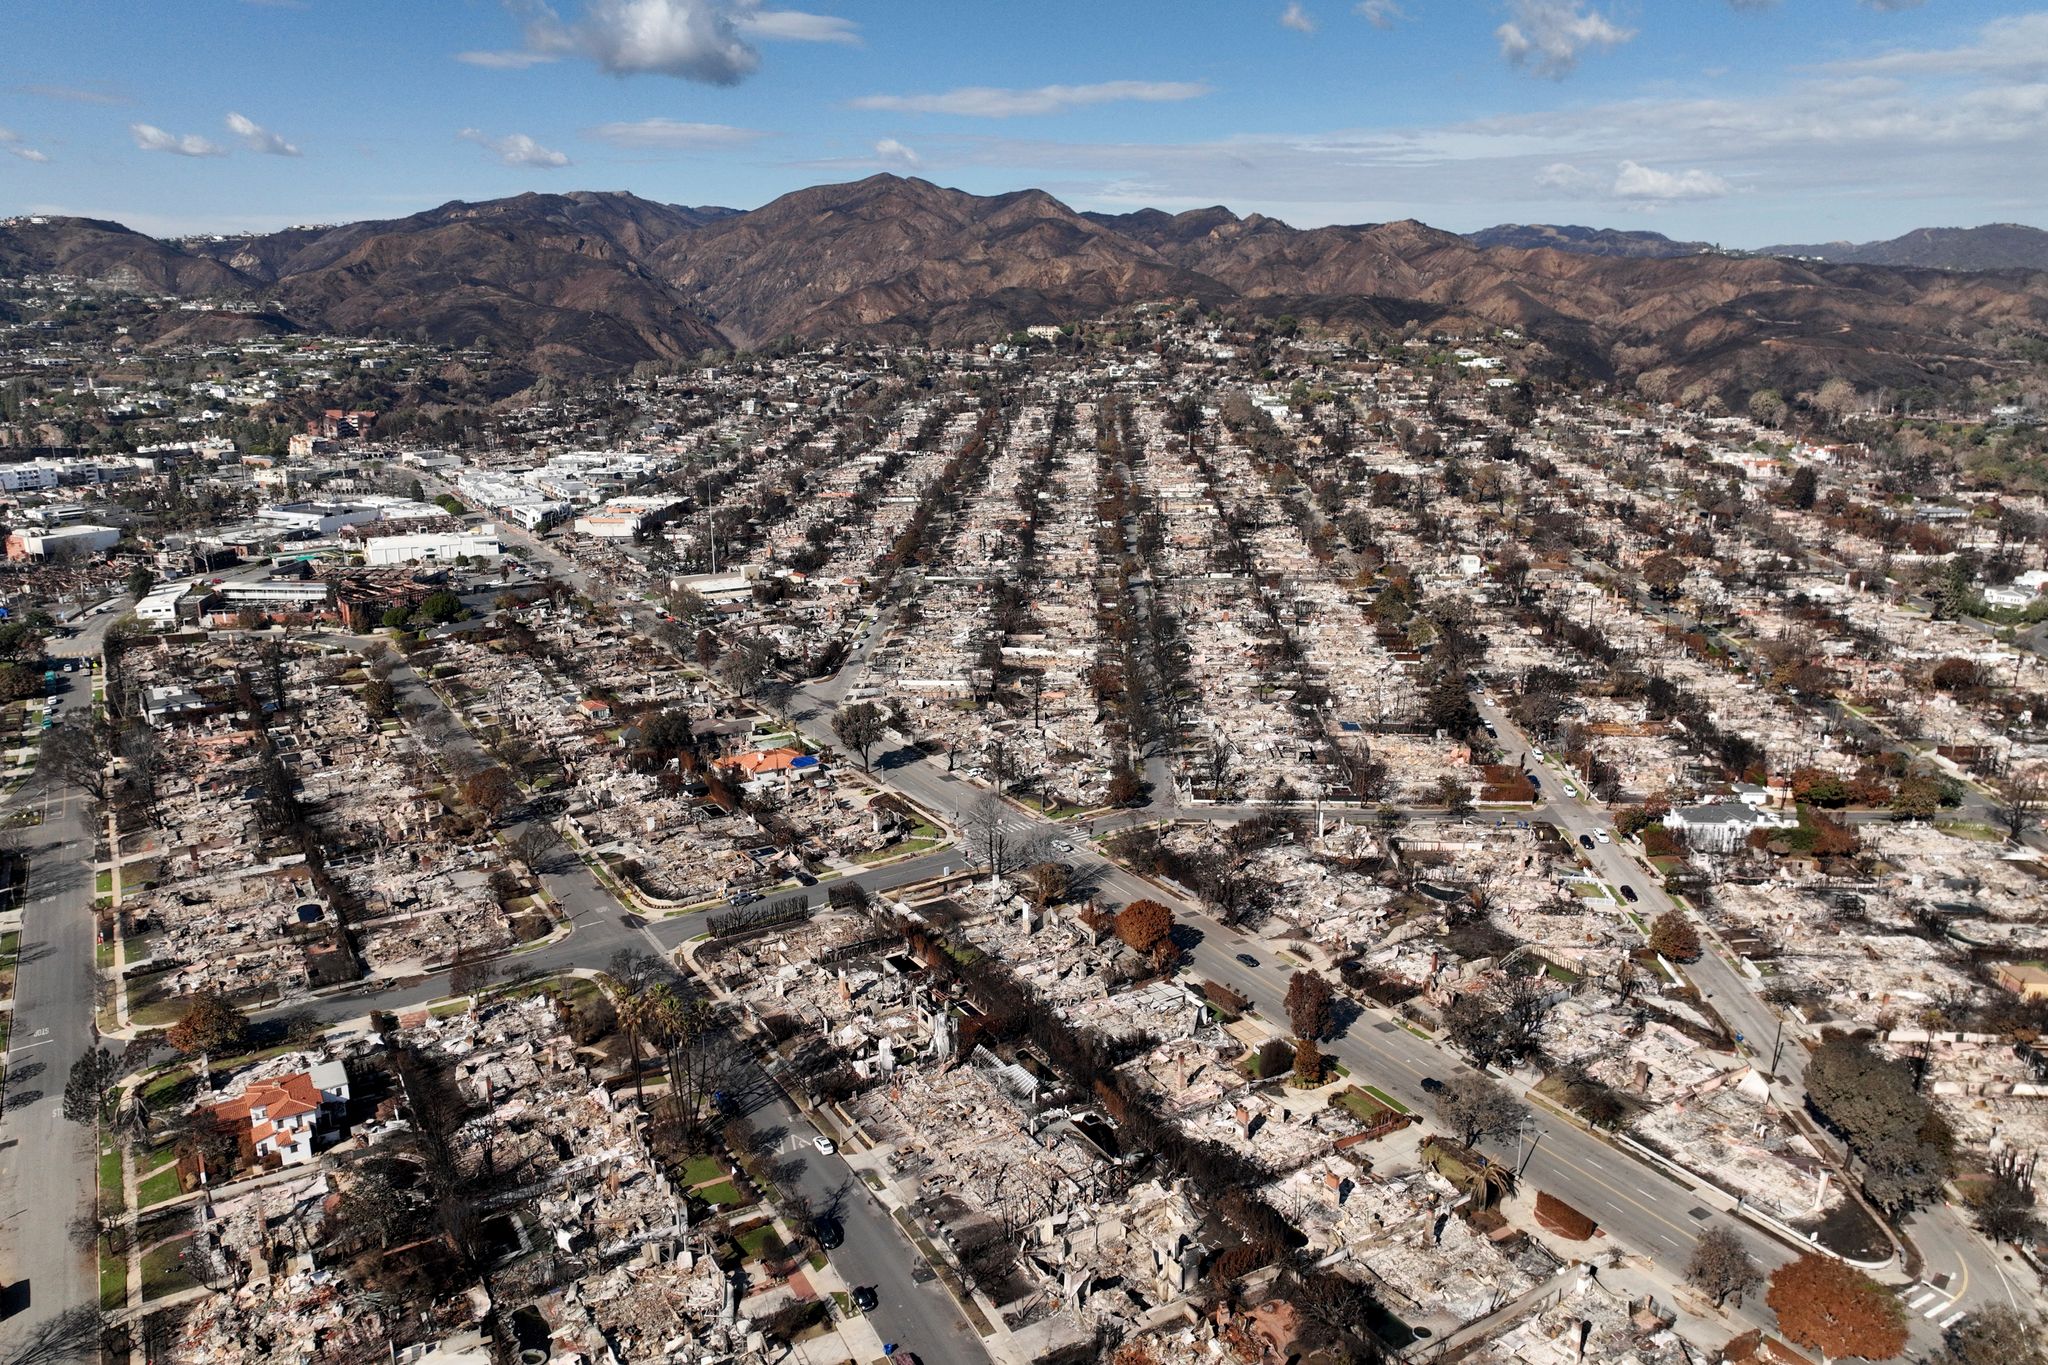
[1050,840,1074,853]
[812,1136,837,1155]
[1578,834,1595,850]
[1235,952,1261,969]
[1595,831,1611,844]
[815,1218,844,1249]
[1421,1077,1446,1094]
[730,891,763,908]
[852,1286,878,1312]
[1619,885,1640,903]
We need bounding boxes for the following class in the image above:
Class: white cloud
[519,0,758,83]
[1280,3,1317,35]
[1495,0,1633,78]
[476,1,858,81]
[735,7,859,45]
[850,80,1211,118]
[0,128,50,163]
[584,118,768,148]
[1541,160,1731,201]
[130,123,226,157]
[1828,13,2048,79]
[458,128,571,167]
[1613,161,1731,200]
[8,83,126,105]
[873,137,920,168]
[1354,0,1404,29]
[1860,0,1925,10]
[456,48,560,68]
[226,112,301,156]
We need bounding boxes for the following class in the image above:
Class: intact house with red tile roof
[209,1060,351,1168]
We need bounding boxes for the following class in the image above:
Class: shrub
[1534,1190,1596,1240]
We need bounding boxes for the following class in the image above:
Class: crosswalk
[1900,1279,1967,1330]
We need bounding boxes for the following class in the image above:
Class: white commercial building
[135,581,193,628]
[218,579,332,611]
[256,502,382,535]
[5,524,121,561]
[363,526,503,567]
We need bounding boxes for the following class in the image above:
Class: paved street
[0,625,119,1348]
[735,1063,985,1364]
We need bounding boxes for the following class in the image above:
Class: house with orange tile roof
[714,746,808,780]
[209,1059,350,1168]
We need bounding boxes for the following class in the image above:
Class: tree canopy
[1766,1253,1907,1364]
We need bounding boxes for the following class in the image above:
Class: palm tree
[597,974,680,1109]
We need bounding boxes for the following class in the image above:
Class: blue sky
[2,1,2044,244]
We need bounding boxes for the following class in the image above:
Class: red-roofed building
[209,1060,350,1167]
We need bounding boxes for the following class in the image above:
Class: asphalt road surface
[0,650,116,1346]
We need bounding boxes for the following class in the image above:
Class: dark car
[852,1286,879,1312]
[1235,952,1261,969]
[815,1217,844,1250]
[1527,773,1542,789]
[1420,1077,1446,1094]
[730,891,763,908]
[1578,834,1595,850]
[1619,885,1640,903]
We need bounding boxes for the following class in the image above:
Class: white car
[1595,831,1611,844]
[812,1136,837,1155]
[1563,783,1579,798]
[1050,840,1074,853]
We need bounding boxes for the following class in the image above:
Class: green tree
[416,590,463,625]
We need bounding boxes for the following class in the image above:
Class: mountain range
[1465,221,2048,272]
[5,176,2046,400]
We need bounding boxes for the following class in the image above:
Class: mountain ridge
[4,177,2045,397]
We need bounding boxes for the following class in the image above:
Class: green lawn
[1362,1085,1411,1115]
[681,1154,728,1186]
[141,1067,195,1110]
[100,1245,128,1311]
[95,870,113,895]
[136,1164,183,1208]
[140,1236,197,1301]
[1335,1088,1389,1123]
[696,1180,745,1206]
[735,1222,784,1259]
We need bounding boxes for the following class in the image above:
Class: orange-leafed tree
[167,990,248,1060]
[1115,898,1173,955]
[1765,1253,1907,1365]
[1648,913,1702,962]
